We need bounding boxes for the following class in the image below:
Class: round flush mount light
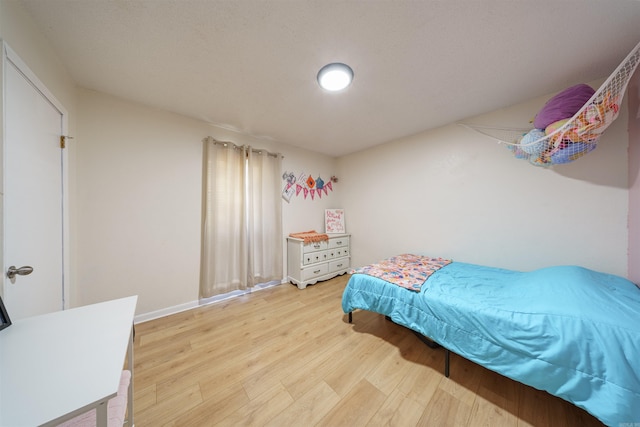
[317,62,354,91]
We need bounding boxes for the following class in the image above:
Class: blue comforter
[341,262,640,426]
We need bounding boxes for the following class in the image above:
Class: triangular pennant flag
[317,189,322,199]
[323,187,328,196]
[296,184,303,196]
[303,188,309,199]
[310,189,315,200]
[326,181,333,191]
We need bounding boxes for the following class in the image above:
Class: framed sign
[325,209,345,234]
[0,295,11,331]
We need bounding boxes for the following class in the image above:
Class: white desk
[0,296,137,427]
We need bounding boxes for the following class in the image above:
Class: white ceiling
[19,0,640,157]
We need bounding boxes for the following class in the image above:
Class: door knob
[6,265,34,279]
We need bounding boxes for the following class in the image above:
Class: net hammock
[460,41,640,167]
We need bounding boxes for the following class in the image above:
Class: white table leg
[126,326,135,427]
[96,401,108,427]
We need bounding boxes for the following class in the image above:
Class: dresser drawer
[303,241,328,253]
[303,250,329,265]
[329,258,350,272]
[328,236,349,249]
[334,247,349,258]
[302,263,329,280]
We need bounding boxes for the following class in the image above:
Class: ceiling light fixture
[317,62,354,92]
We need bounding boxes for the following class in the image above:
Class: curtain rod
[204,136,284,159]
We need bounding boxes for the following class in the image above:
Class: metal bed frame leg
[445,349,450,378]
[350,312,452,378]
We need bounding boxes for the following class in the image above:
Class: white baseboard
[134,280,286,324]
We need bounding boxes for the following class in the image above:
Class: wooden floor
[132,274,604,426]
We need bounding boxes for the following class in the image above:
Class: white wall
[338,82,629,277]
[76,89,339,317]
[280,147,342,237]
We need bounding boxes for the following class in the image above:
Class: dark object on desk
[0,295,11,331]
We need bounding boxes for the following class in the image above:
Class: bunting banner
[282,171,336,202]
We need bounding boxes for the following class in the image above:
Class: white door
[3,45,67,320]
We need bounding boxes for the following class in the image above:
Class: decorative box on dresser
[287,233,351,289]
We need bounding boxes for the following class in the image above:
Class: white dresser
[287,233,350,289]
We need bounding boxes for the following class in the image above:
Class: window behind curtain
[200,138,282,298]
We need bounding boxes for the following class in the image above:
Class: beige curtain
[200,138,282,298]
[246,148,283,287]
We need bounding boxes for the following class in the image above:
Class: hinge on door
[60,135,74,149]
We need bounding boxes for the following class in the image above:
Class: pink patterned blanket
[352,254,452,292]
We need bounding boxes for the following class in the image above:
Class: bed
[341,255,640,427]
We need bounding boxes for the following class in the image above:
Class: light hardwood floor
[132,274,604,426]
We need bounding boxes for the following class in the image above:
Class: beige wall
[628,69,640,283]
[76,89,339,317]
[1,0,340,318]
[338,81,630,277]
